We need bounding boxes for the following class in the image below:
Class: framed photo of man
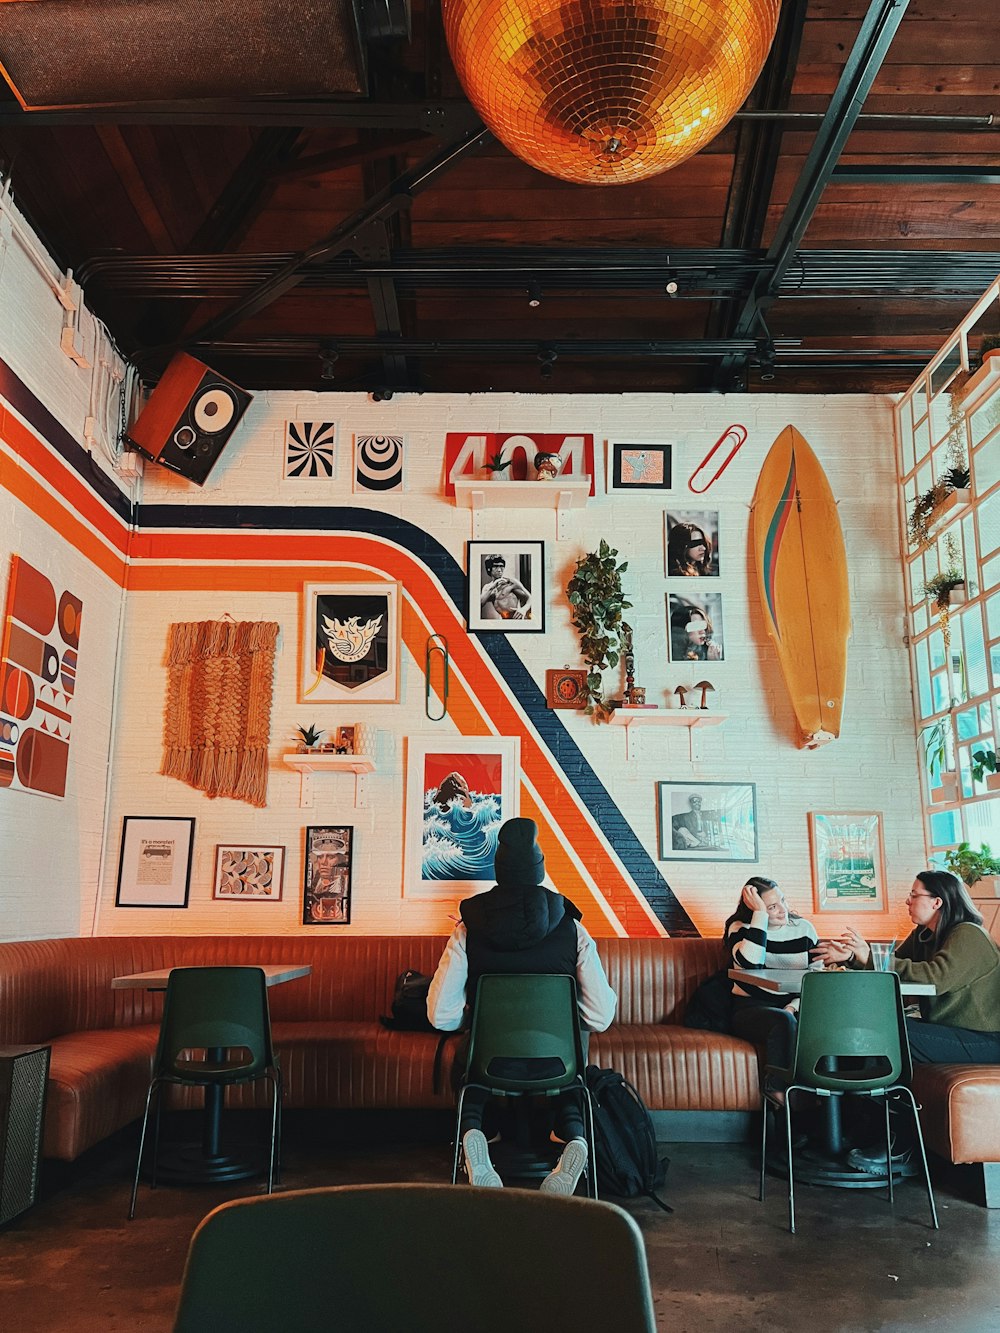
[466,541,545,633]
[657,782,758,863]
[302,825,353,924]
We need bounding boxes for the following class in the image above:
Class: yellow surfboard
[751,426,850,749]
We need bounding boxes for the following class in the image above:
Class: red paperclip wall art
[0,555,83,798]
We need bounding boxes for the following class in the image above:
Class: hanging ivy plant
[567,540,632,719]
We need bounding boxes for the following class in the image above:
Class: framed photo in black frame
[302,825,353,924]
[657,782,758,863]
[466,541,545,632]
[607,441,674,494]
[115,816,195,908]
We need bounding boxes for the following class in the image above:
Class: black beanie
[493,817,545,886]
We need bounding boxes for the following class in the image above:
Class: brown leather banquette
[0,934,755,1162]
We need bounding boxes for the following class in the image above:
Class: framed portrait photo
[665,509,720,577]
[657,782,758,863]
[668,591,725,663]
[300,580,400,703]
[303,825,353,924]
[607,441,674,494]
[466,541,545,633]
[809,812,887,913]
[404,735,520,897]
[213,844,285,901]
[115,816,195,908]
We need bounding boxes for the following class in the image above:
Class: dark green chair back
[173,1184,657,1333]
[156,966,274,1083]
[790,970,909,1092]
[465,973,584,1094]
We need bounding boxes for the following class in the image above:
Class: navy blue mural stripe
[137,501,697,935]
[0,355,133,524]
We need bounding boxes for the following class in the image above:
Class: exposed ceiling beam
[714,0,913,389]
[830,165,1000,184]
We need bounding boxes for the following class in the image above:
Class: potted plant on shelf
[922,718,958,804]
[972,745,1000,791]
[567,539,632,720]
[483,449,514,481]
[293,723,325,752]
[943,841,1000,897]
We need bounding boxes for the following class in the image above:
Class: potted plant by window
[566,539,632,720]
[922,718,958,804]
[972,746,1000,792]
[943,841,1000,897]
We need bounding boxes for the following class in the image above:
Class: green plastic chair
[760,969,938,1233]
[450,972,598,1197]
[129,967,281,1219]
[173,1183,657,1332]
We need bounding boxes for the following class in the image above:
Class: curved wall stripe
[0,357,133,524]
[134,505,696,936]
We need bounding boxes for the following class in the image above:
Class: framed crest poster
[300,581,400,703]
[404,736,520,897]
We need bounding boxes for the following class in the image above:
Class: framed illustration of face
[404,736,520,897]
[607,441,674,494]
[300,581,400,703]
[303,825,353,924]
[466,542,545,633]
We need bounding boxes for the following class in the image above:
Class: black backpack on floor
[585,1066,672,1213]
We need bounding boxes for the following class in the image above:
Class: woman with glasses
[813,869,1000,1173]
[725,877,819,1079]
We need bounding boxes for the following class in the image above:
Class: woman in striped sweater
[725,876,819,1077]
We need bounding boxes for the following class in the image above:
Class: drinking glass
[870,942,895,971]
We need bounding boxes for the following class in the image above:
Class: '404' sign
[444,432,595,498]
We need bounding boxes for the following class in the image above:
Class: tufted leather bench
[912,1063,1000,1205]
[0,934,759,1162]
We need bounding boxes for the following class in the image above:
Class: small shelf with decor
[956,348,1000,415]
[454,478,590,540]
[608,708,727,762]
[282,752,375,809]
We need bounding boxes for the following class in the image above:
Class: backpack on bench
[585,1066,672,1213]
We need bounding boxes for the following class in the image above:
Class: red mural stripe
[0,409,132,557]
[133,533,659,936]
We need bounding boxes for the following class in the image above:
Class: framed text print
[115,816,195,908]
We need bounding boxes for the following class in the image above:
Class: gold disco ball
[442,0,782,185]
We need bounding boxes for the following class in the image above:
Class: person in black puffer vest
[428,817,617,1194]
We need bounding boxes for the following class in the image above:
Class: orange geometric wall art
[0,555,82,798]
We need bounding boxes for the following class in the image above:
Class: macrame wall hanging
[162,619,279,808]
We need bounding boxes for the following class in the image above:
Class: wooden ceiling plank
[94,125,176,252]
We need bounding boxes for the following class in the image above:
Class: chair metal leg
[883,1095,894,1206]
[896,1087,939,1230]
[266,1068,281,1194]
[129,1079,160,1221]
[785,1090,796,1235]
[451,1085,469,1184]
[758,1097,769,1202]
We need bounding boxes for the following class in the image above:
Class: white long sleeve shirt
[427,919,618,1033]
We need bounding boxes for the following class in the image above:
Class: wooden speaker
[125,353,253,486]
[0,1044,50,1226]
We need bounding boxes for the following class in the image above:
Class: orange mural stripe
[132,531,659,936]
[1,450,127,586]
[1,409,131,556]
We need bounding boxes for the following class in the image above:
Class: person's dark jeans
[905,1018,1000,1064]
[731,1001,798,1077]
[457,1032,589,1142]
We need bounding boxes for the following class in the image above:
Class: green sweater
[891,922,1000,1033]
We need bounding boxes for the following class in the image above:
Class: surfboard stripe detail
[761,452,797,639]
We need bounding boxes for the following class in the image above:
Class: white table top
[728,967,935,997]
[111,963,312,990]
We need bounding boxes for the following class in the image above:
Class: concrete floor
[1,1111,998,1332]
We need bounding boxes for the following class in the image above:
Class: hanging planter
[566,539,633,720]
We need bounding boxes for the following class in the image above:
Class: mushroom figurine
[673,684,688,709]
[694,680,715,710]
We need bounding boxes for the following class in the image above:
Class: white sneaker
[539,1138,588,1196]
[462,1130,503,1188]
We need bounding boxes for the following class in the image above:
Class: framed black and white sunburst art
[354,433,405,492]
[285,421,337,478]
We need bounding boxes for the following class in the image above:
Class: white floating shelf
[607,709,727,761]
[927,488,971,536]
[454,477,591,540]
[957,350,1000,415]
[283,752,375,808]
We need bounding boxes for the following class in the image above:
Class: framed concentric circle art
[354,433,404,492]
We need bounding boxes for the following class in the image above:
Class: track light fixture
[537,346,558,380]
[757,338,776,382]
[527,280,543,308]
[320,347,339,381]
